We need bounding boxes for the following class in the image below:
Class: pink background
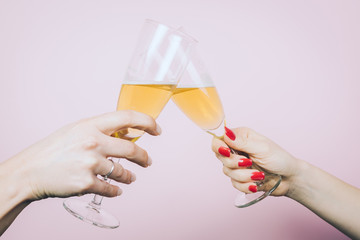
[1,0,359,239]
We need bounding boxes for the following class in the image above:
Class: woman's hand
[10,110,161,201]
[212,126,360,239]
[212,127,303,196]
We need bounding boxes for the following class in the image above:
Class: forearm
[287,160,360,239]
[0,157,33,235]
[0,201,30,235]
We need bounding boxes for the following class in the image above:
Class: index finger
[212,137,252,169]
[92,110,162,136]
[224,127,268,157]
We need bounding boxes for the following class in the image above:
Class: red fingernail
[249,185,257,193]
[251,172,265,180]
[224,126,236,141]
[238,158,252,167]
[218,146,231,157]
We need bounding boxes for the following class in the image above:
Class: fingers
[211,137,253,169]
[101,135,151,167]
[96,158,136,184]
[92,110,161,136]
[223,127,270,157]
[212,136,263,194]
[223,165,265,194]
[86,176,123,198]
[223,167,264,183]
[231,180,259,194]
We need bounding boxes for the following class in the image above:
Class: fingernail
[251,172,265,180]
[156,124,162,135]
[117,188,123,196]
[249,185,257,193]
[238,158,252,167]
[147,156,152,166]
[225,126,236,141]
[131,172,137,182]
[218,146,231,157]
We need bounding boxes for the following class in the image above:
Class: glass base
[63,198,119,229]
[234,175,282,208]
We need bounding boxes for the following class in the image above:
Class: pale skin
[212,127,360,239]
[0,110,161,235]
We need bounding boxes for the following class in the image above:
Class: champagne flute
[63,19,197,228]
[171,47,282,208]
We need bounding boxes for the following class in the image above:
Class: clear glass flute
[171,47,281,208]
[63,19,197,228]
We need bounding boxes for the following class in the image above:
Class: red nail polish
[224,126,236,141]
[249,185,257,193]
[218,146,231,157]
[251,172,265,180]
[238,158,252,167]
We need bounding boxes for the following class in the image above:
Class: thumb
[224,127,270,157]
[91,110,161,136]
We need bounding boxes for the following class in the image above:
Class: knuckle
[141,150,149,164]
[222,159,232,168]
[124,110,136,121]
[237,127,251,141]
[222,166,230,176]
[144,113,155,125]
[231,179,238,188]
[82,176,96,191]
[260,141,272,153]
[237,127,252,136]
[149,117,157,130]
[231,180,243,192]
[114,164,125,179]
[104,184,117,197]
[101,183,111,194]
[211,144,217,153]
[125,142,137,157]
[118,111,134,126]
[124,170,132,184]
[73,118,91,130]
[83,157,99,170]
[125,109,136,115]
[82,136,99,150]
[211,140,220,152]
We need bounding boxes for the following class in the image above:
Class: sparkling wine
[115,83,175,140]
[171,87,224,130]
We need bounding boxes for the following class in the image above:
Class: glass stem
[91,177,112,207]
[91,194,104,206]
[90,157,118,208]
[206,119,226,139]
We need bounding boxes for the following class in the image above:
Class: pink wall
[1,1,359,239]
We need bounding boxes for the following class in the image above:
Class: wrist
[285,158,312,201]
[1,155,35,205]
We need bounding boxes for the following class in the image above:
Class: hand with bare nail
[0,110,161,234]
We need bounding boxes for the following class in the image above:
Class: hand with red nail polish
[248,185,257,193]
[218,146,231,157]
[213,127,298,195]
[251,172,265,180]
[238,158,252,167]
[212,127,360,239]
[225,126,236,140]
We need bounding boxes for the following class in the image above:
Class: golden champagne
[171,87,225,130]
[115,84,175,140]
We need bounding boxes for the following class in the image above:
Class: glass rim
[145,19,198,44]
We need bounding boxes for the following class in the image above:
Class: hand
[212,127,302,196]
[12,110,161,201]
